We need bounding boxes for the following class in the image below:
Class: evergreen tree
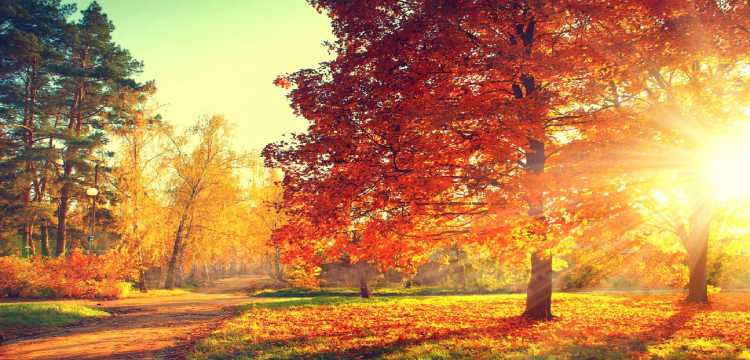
[53,2,142,255]
[0,0,72,255]
[0,1,142,256]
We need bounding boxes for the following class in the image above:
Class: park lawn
[189,292,750,360]
[113,280,198,299]
[0,302,109,340]
[122,287,194,298]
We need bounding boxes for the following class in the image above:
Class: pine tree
[0,0,72,255]
[53,2,142,255]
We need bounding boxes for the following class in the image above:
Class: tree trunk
[175,217,194,287]
[136,248,148,292]
[273,246,283,281]
[37,116,55,258]
[55,186,69,256]
[686,202,712,303]
[23,182,34,257]
[524,251,553,319]
[24,224,35,256]
[137,268,148,293]
[23,66,38,258]
[39,221,49,257]
[164,215,187,289]
[522,137,552,320]
[359,267,370,299]
[204,263,211,284]
[57,64,84,256]
[510,19,552,320]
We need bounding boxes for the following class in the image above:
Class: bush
[0,250,135,299]
[0,256,37,297]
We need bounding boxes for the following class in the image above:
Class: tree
[268,0,750,314]
[53,1,142,256]
[266,0,648,319]
[162,115,249,289]
[0,0,72,256]
[182,154,252,282]
[0,1,281,292]
[111,83,168,291]
[247,163,286,281]
[562,1,750,303]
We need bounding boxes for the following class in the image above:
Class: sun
[702,128,750,201]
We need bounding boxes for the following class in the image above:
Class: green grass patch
[114,281,197,299]
[252,285,512,298]
[122,287,194,298]
[0,303,110,333]
[235,295,391,313]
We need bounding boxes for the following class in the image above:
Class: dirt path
[0,275,272,360]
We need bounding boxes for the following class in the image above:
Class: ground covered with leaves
[189,292,750,359]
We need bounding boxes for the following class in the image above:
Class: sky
[71,0,334,152]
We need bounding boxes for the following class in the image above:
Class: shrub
[0,249,136,299]
[0,256,37,297]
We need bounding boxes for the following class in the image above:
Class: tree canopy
[265,0,750,318]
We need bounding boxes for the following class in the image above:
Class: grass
[123,288,194,298]
[252,285,512,298]
[189,291,750,360]
[115,281,197,299]
[235,296,388,313]
[0,303,110,337]
[241,286,499,313]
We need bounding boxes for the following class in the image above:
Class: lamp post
[86,187,98,254]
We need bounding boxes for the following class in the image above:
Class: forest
[0,1,282,297]
[3,0,750,359]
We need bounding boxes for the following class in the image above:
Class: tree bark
[273,246,283,281]
[510,18,552,320]
[37,117,55,258]
[24,224,35,256]
[55,183,70,256]
[23,65,38,258]
[686,202,712,303]
[39,221,49,256]
[522,137,552,320]
[136,248,148,292]
[359,267,370,299]
[524,138,552,317]
[525,251,553,319]
[57,62,85,256]
[164,215,187,289]
[23,179,34,256]
[138,268,148,292]
[166,207,194,289]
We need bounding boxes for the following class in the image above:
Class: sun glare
[702,129,750,201]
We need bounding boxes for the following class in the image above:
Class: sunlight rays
[702,129,750,202]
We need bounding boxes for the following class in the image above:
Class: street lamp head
[86,187,99,197]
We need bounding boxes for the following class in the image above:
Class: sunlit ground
[189,292,750,360]
[120,287,195,299]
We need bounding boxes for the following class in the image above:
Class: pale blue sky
[72,0,334,151]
